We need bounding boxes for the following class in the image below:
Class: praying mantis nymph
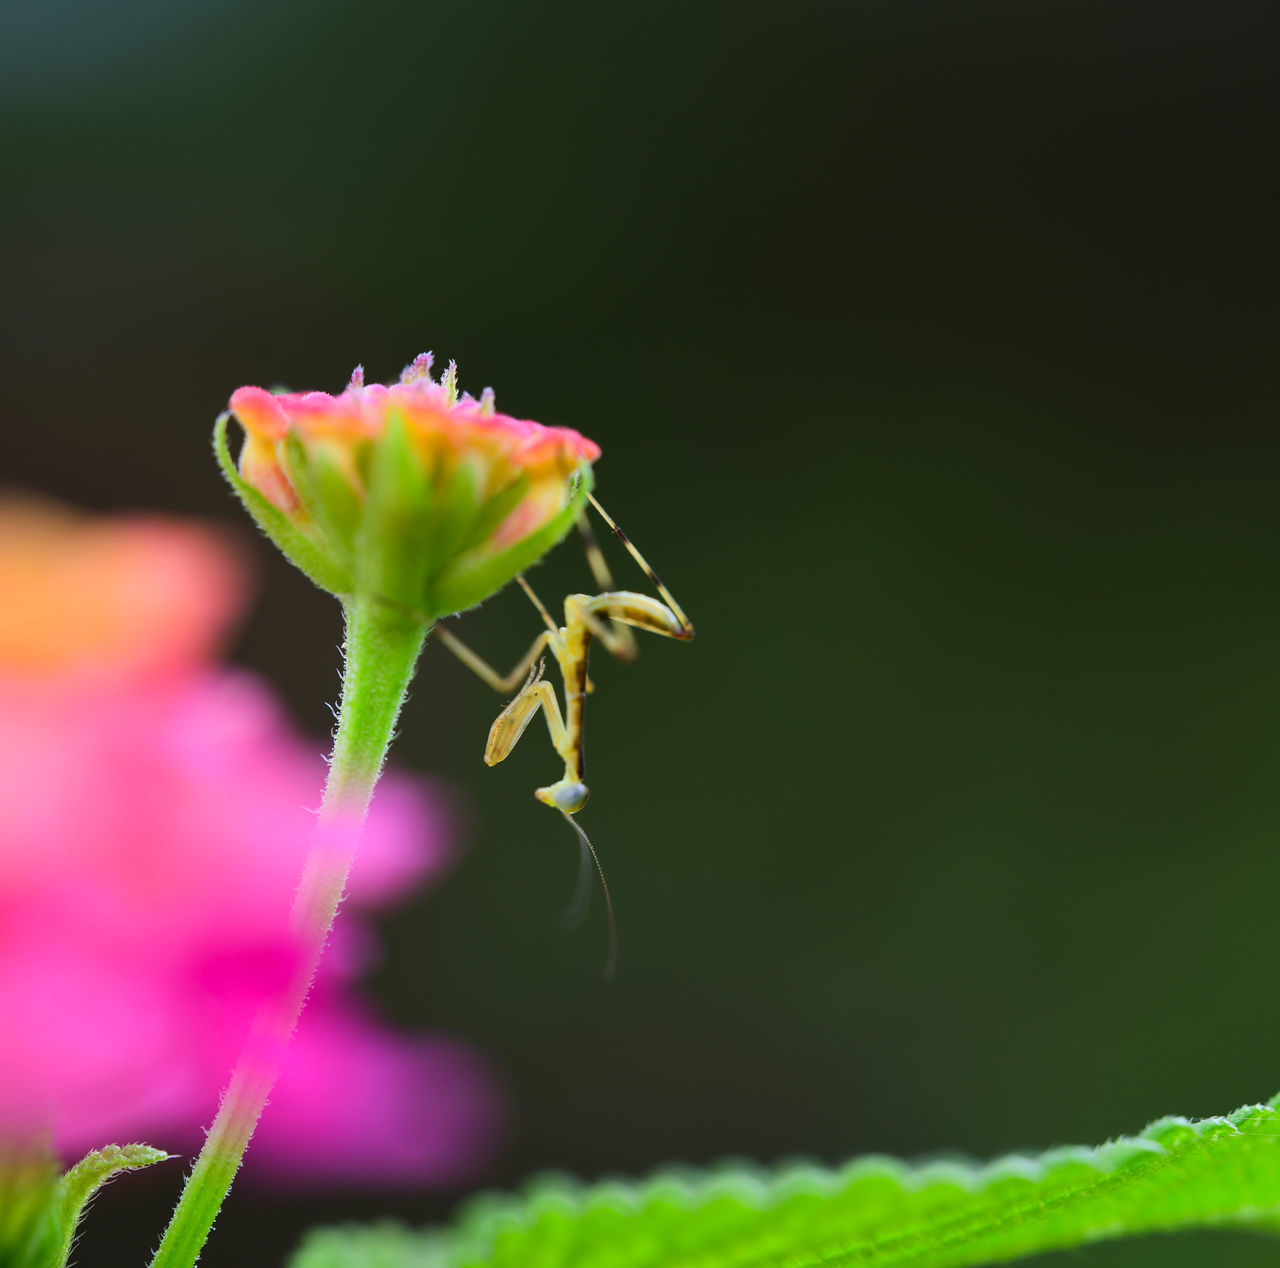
[434,493,694,974]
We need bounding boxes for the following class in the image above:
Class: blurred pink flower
[0,497,502,1185]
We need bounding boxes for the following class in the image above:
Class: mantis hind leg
[587,493,694,638]
[434,624,550,694]
[568,591,694,659]
[576,511,637,663]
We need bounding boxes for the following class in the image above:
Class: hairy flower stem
[150,598,428,1268]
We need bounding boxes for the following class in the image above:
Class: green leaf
[287,1224,449,1268]
[0,1152,59,1268]
[49,1144,171,1268]
[287,1095,1280,1268]
[1,1143,169,1268]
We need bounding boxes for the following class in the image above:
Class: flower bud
[217,355,600,621]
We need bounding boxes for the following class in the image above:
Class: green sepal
[281,433,363,570]
[456,471,532,558]
[213,415,353,598]
[420,459,482,586]
[354,411,435,615]
[432,468,593,618]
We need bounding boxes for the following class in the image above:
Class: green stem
[150,597,429,1268]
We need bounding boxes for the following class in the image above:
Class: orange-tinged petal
[239,433,300,512]
[0,495,250,683]
[229,386,290,439]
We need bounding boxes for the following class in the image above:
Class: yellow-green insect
[435,493,694,972]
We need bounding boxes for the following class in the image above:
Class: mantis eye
[552,782,589,814]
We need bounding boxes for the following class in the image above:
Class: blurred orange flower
[0,496,248,684]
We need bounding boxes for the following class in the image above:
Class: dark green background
[5,2,1280,1264]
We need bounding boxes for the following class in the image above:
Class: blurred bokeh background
[4,1,1280,1263]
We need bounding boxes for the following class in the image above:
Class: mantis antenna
[564,813,617,980]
